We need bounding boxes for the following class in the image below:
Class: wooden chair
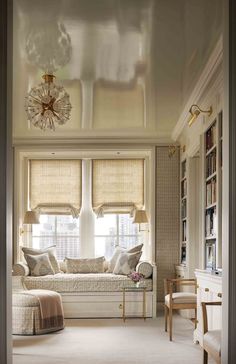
[164,278,197,341]
[202,302,221,364]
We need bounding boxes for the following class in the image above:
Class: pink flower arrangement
[128,271,144,283]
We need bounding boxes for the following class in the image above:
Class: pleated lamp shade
[23,210,40,224]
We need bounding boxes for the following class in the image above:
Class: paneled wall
[155,146,179,301]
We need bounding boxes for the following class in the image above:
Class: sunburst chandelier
[25,74,72,131]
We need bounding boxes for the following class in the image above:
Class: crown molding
[172,35,223,142]
[13,136,174,147]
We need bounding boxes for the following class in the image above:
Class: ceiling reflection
[19,0,152,84]
[25,22,72,73]
[13,0,222,137]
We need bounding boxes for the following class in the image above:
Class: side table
[122,286,147,322]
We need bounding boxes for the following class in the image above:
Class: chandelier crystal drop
[25,74,72,131]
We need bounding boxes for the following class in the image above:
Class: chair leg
[164,305,168,332]
[195,308,197,329]
[169,307,173,341]
[203,349,208,364]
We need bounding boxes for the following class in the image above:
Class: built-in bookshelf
[180,159,187,265]
[204,112,223,270]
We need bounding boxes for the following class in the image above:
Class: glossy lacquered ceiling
[13,0,222,140]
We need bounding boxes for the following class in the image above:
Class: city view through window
[32,213,141,260]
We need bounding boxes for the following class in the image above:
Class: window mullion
[117,214,119,246]
[55,216,57,246]
[80,159,95,257]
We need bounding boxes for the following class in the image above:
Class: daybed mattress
[23,273,153,292]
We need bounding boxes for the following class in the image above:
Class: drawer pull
[205,288,209,292]
[217,293,222,298]
[119,304,123,309]
[196,284,199,289]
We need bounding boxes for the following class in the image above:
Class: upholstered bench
[12,289,64,335]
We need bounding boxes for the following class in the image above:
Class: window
[94,213,141,259]
[32,215,80,260]
[28,157,148,260]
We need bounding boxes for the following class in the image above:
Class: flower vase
[135,281,140,288]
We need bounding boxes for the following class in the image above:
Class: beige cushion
[12,291,40,307]
[12,276,26,292]
[59,260,67,273]
[165,292,197,305]
[136,261,153,278]
[23,273,153,292]
[113,251,142,275]
[24,253,55,276]
[22,246,60,274]
[204,330,221,356]
[65,256,105,273]
[108,244,143,273]
[12,262,30,277]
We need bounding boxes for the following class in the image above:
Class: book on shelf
[181,199,187,219]
[206,123,216,151]
[181,245,186,264]
[206,178,217,206]
[181,179,187,197]
[205,207,217,237]
[182,161,186,179]
[182,220,187,241]
[206,150,216,177]
[205,240,216,270]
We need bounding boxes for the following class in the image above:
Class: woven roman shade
[30,160,82,217]
[92,159,144,216]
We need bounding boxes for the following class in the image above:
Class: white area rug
[13,314,214,364]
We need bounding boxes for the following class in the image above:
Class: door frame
[0,1,236,363]
[0,0,13,363]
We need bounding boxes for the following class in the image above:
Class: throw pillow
[128,243,143,253]
[107,243,143,273]
[24,253,55,276]
[65,256,105,273]
[113,251,142,275]
[22,245,60,274]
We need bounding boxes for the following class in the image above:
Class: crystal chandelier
[25,74,72,131]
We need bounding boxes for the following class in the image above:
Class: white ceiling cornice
[171,35,223,142]
[13,136,175,147]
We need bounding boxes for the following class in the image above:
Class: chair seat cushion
[165,292,197,305]
[204,330,221,355]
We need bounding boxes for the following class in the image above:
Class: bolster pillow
[136,261,153,278]
[12,262,30,277]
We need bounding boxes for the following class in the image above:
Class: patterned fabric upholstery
[59,260,67,272]
[113,251,142,275]
[65,256,105,273]
[22,245,60,274]
[23,273,153,292]
[12,276,26,292]
[136,261,153,278]
[108,244,143,273]
[24,253,55,276]
[13,291,39,307]
[12,262,30,277]
[12,290,64,335]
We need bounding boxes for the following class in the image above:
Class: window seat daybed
[13,261,157,318]
[22,273,153,292]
